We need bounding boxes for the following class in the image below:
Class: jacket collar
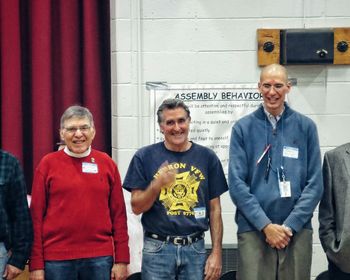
[254,102,294,121]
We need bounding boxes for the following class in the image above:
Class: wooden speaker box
[258,28,350,66]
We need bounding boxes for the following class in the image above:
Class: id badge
[82,162,98,174]
[279,181,291,197]
[194,207,206,219]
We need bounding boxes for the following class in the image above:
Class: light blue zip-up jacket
[229,103,323,233]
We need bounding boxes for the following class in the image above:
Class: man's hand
[131,161,177,215]
[204,251,222,280]
[29,269,45,280]
[155,161,177,189]
[111,263,127,280]
[263,223,293,249]
[3,264,23,280]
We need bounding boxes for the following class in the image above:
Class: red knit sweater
[29,149,129,270]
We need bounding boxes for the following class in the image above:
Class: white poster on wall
[149,83,263,173]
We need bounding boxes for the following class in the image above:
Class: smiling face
[159,107,190,152]
[258,64,291,116]
[60,116,95,154]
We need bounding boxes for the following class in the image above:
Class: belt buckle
[173,237,185,245]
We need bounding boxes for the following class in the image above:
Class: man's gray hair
[60,105,94,128]
[156,99,191,124]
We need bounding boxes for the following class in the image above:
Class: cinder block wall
[111,0,350,278]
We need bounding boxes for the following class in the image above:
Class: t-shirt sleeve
[123,153,150,191]
[208,152,228,199]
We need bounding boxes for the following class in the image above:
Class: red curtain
[0,0,111,192]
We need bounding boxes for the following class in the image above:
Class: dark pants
[328,258,350,280]
[45,256,113,280]
[237,230,312,280]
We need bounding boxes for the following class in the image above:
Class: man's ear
[159,123,164,134]
[60,129,64,140]
[91,127,96,140]
[258,82,262,92]
[286,81,292,93]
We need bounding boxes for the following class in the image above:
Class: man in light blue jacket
[229,64,323,280]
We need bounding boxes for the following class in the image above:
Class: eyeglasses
[261,83,286,93]
[64,125,91,134]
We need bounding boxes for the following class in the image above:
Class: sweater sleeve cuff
[7,253,28,270]
[283,216,303,233]
[114,257,130,264]
[29,259,45,272]
[256,216,272,232]
[114,244,130,264]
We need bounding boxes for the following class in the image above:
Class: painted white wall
[111,0,350,278]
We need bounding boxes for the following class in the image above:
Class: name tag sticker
[82,162,98,174]
[194,207,206,219]
[283,146,299,159]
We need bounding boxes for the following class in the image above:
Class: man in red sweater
[29,105,129,280]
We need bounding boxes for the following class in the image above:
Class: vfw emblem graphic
[159,171,200,215]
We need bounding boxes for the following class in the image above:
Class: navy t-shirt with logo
[123,142,228,236]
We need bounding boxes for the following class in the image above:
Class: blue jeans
[141,237,207,280]
[45,256,113,280]
[0,243,8,277]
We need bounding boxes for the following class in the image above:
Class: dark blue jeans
[45,256,113,280]
[141,237,206,280]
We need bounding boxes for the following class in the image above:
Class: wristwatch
[282,224,293,234]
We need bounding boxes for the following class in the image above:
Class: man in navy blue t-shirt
[123,99,228,280]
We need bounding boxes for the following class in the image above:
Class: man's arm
[318,152,336,251]
[131,167,176,215]
[204,198,222,280]
[283,122,323,232]
[7,158,33,270]
[110,165,130,264]
[29,171,47,271]
[228,125,271,231]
